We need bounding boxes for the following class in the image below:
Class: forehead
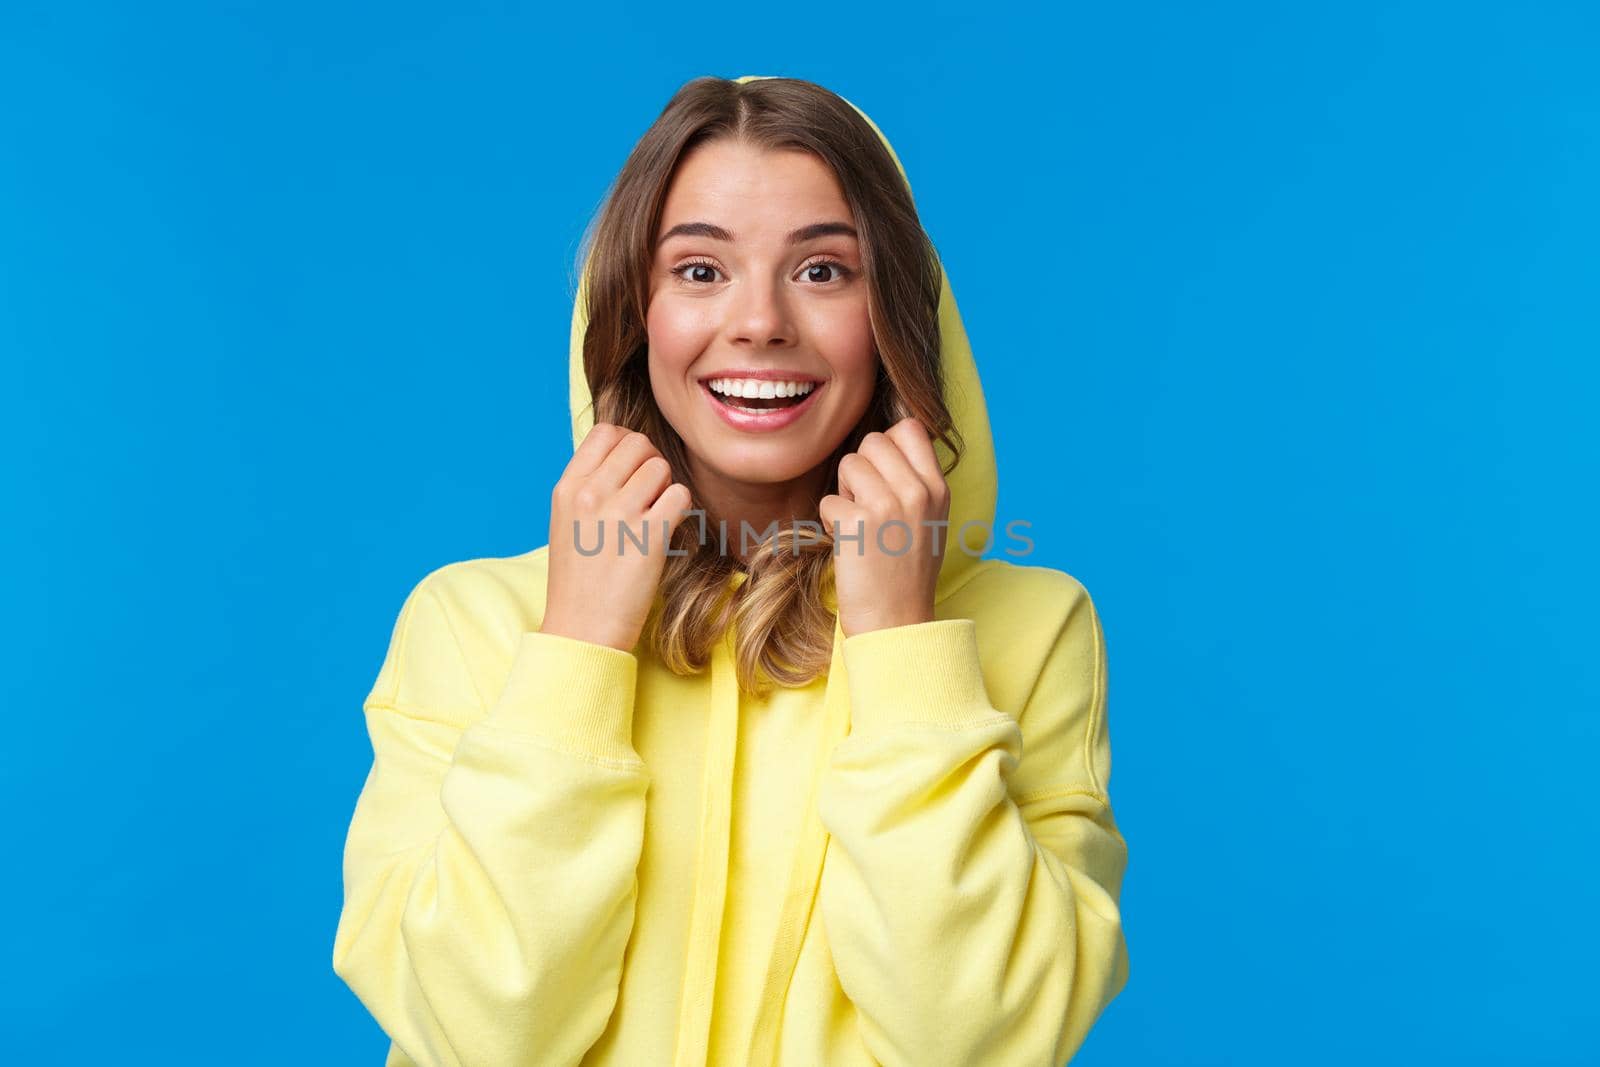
[657,140,852,239]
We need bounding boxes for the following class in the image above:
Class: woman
[332,74,1130,1067]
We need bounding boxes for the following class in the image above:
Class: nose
[727,273,797,349]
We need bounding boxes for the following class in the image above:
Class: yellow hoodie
[332,76,1130,1067]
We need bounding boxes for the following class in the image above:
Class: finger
[836,450,893,511]
[856,431,930,512]
[884,418,946,496]
[591,430,661,497]
[647,481,696,533]
[819,493,865,535]
[567,422,628,480]
[620,454,674,514]
[831,455,856,503]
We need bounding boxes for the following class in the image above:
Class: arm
[331,572,650,1067]
[816,582,1130,1067]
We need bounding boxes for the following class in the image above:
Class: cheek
[808,302,877,387]
[646,298,712,373]
[645,299,713,429]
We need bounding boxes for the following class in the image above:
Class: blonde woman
[333,74,1130,1067]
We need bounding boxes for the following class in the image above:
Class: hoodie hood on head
[566,74,997,606]
[334,79,1131,1063]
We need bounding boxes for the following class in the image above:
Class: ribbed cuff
[840,618,998,735]
[483,630,642,763]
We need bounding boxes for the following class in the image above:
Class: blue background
[4,2,1595,1063]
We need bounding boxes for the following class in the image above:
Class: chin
[685,426,818,471]
[707,448,822,486]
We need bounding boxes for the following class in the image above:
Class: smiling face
[646,138,878,519]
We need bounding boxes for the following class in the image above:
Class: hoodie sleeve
[816,584,1130,1067]
[331,572,651,1067]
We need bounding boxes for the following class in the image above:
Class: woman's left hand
[819,417,952,638]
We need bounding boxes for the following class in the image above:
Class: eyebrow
[657,220,858,246]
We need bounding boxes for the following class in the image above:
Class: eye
[800,259,854,284]
[669,258,725,286]
[667,257,856,287]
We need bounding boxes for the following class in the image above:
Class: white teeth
[708,377,817,399]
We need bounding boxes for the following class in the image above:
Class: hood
[565,75,997,608]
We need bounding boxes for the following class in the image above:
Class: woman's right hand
[540,423,695,653]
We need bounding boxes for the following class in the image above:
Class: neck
[688,457,831,566]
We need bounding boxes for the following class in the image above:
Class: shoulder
[415,545,552,637]
[942,557,1103,651]
[941,559,1112,794]
[364,545,555,722]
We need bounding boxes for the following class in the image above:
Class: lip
[701,379,825,433]
[697,368,827,384]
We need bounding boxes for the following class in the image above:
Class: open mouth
[700,378,825,430]
[709,390,810,412]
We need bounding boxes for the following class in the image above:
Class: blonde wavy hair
[575,76,964,697]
